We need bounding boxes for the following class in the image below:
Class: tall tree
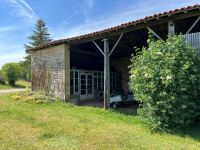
[25,19,52,49]
[22,19,52,81]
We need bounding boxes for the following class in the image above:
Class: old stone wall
[31,44,67,100]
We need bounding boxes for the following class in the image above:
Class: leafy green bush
[11,90,57,104]
[0,70,5,85]
[1,63,21,85]
[129,35,200,131]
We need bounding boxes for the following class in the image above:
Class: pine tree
[25,19,52,49]
[22,19,52,81]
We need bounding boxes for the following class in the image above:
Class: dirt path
[0,89,25,94]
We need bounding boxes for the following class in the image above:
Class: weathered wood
[168,19,175,35]
[92,40,105,56]
[92,34,123,109]
[147,26,164,41]
[186,16,200,34]
[102,39,110,109]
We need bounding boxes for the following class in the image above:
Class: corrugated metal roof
[28,4,200,52]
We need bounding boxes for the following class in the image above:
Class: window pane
[75,79,78,92]
[81,85,86,89]
[70,79,74,86]
[94,72,97,76]
[81,90,86,95]
[70,71,73,79]
[81,75,86,80]
[88,75,92,80]
[75,71,78,78]
[75,79,78,86]
[70,87,74,95]
[88,85,92,90]
[88,79,92,84]
[81,79,86,84]
[75,87,78,92]
[88,90,92,94]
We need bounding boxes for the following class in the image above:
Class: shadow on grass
[170,122,200,142]
[10,84,26,88]
[114,104,200,141]
[112,103,138,116]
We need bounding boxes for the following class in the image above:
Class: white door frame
[80,73,94,100]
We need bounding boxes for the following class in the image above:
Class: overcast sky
[0,0,199,68]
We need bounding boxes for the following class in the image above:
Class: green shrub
[0,70,5,85]
[129,35,200,131]
[1,63,21,85]
[11,90,57,104]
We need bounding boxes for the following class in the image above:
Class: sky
[0,0,199,68]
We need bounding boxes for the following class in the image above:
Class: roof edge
[28,4,200,52]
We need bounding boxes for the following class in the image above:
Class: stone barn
[29,5,200,108]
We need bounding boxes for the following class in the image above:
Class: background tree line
[0,19,52,86]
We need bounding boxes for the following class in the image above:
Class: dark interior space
[175,16,200,34]
[70,27,150,67]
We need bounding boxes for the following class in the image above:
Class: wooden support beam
[92,34,123,109]
[109,39,132,50]
[186,16,200,34]
[168,19,175,35]
[147,26,164,41]
[109,33,123,57]
[92,40,105,56]
[102,39,110,109]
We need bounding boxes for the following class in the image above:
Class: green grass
[0,80,31,90]
[0,93,200,150]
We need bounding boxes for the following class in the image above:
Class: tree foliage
[21,19,52,81]
[25,19,52,49]
[1,63,21,85]
[0,70,5,85]
[19,55,31,81]
[129,35,200,131]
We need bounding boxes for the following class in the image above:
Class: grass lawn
[0,80,31,90]
[0,94,200,150]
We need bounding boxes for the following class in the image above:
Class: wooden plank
[92,40,105,56]
[186,16,200,34]
[168,19,175,35]
[147,26,164,41]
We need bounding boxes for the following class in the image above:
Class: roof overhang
[28,4,200,52]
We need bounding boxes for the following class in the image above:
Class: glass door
[87,74,93,97]
[80,73,93,100]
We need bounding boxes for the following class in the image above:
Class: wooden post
[168,19,175,36]
[102,39,110,109]
[92,33,123,109]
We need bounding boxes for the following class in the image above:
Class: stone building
[29,5,200,106]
